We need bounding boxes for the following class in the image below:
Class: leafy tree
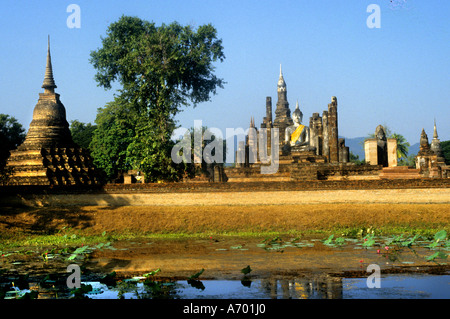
[349,151,364,165]
[390,133,410,164]
[70,120,97,151]
[89,97,136,181]
[441,140,450,165]
[0,114,26,183]
[90,16,225,182]
[398,155,416,167]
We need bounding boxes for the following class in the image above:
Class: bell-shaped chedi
[19,37,75,150]
[6,37,100,186]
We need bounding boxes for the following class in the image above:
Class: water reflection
[3,273,447,299]
[258,276,342,299]
[80,274,449,299]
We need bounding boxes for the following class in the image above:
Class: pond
[1,231,449,299]
[73,273,449,299]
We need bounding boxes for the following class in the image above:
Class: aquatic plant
[143,268,161,277]
[362,234,376,248]
[257,236,314,252]
[425,230,448,263]
[70,283,93,299]
[187,269,205,290]
[323,235,346,247]
[66,241,114,261]
[241,265,252,276]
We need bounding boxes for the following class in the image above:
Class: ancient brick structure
[309,113,323,156]
[326,96,339,163]
[415,124,447,178]
[430,120,445,164]
[272,65,293,140]
[6,38,100,186]
[364,125,397,167]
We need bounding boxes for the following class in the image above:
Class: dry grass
[75,203,450,235]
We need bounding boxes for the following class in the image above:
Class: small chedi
[415,121,447,178]
[5,37,100,186]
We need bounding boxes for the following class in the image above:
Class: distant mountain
[408,143,420,157]
[342,136,366,159]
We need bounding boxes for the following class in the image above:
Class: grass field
[1,203,449,243]
[1,187,449,246]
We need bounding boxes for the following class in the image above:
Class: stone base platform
[6,147,101,186]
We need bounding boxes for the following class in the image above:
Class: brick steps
[379,166,421,179]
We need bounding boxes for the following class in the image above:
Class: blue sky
[0,0,449,147]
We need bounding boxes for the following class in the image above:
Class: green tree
[441,140,450,165]
[390,133,410,164]
[70,120,97,151]
[349,151,364,165]
[398,155,416,167]
[89,97,136,181]
[0,114,26,183]
[90,16,225,182]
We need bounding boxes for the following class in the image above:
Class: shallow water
[81,274,450,299]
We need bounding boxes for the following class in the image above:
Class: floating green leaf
[426,251,448,261]
[143,268,161,277]
[323,235,334,245]
[434,230,447,242]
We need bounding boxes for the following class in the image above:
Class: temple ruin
[415,122,448,178]
[225,66,381,182]
[5,37,100,186]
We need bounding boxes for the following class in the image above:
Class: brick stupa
[6,37,100,186]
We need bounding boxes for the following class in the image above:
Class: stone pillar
[266,97,272,125]
[247,126,257,164]
[236,141,245,168]
[214,165,224,182]
[364,139,378,165]
[327,97,339,163]
[322,111,329,160]
[309,113,323,156]
[338,138,349,163]
[387,138,398,167]
[342,146,349,163]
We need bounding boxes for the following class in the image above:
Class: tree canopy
[70,120,97,151]
[89,16,225,182]
[0,114,25,168]
[89,97,136,181]
[441,140,450,165]
[0,114,25,183]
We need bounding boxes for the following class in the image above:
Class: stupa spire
[277,64,286,89]
[42,35,57,93]
[433,118,438,139]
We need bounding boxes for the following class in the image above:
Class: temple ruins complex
[3,45,448,185]
[224,66,448,182]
